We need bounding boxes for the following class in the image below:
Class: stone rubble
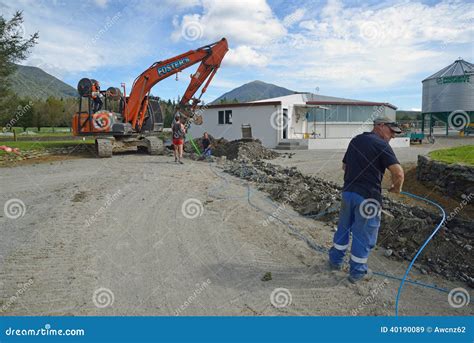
[223,157,473,288]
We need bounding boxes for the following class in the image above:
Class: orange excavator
[72,38,228,157]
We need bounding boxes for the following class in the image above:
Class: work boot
[179,160,184,164]
[348,269,373,283]
[328,261,342,271]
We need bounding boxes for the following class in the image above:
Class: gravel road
[0,154,472,316]
[271,136,474,185]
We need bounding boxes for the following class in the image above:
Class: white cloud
[172,0,286,45]
[273,0,474,88]
[171,14,204,42]
[171,0,472,90]
[224,46,268,67]
[94,0,108,8]
[4,1,154,79]
[3,0,472,107]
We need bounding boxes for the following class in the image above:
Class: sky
[1,0,473,110]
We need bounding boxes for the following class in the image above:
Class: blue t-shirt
[342,132,399,203]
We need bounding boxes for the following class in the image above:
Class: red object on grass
[0,145,20,155]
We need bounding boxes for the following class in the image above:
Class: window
[225,110,232,124]
[349,106,371,122]
[218,110,232,124]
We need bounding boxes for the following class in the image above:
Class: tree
[31,98,47,130]
[14,97,34,130]
[0,11,38,124]
[44,96,63,128]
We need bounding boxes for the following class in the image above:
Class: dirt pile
[185,136,280,160]
[223,159,474,287]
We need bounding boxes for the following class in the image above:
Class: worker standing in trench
[328,117,405,283]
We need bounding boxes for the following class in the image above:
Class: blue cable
[394,191,446,316]
[245,182,453,295]
[207,163,467,314]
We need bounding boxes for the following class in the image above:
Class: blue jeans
[202,147,211,157]
[328,191,381,279]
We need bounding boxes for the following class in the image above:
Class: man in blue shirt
[329,117,405,283]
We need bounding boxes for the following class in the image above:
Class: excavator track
[144,136,164,155]
[95,138,113,158]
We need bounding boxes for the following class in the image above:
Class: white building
[189,93,409,149]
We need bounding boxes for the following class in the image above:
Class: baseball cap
[374,116,402,134]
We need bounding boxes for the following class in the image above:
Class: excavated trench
[200,139,473,288]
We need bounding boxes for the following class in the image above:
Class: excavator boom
[126,38,228,130]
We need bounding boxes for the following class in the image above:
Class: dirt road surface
[272,136,474,185]
[0,154,472,316]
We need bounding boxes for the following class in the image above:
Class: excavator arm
[125,38,228,131]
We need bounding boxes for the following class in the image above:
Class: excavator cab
[73,78,131,136]
[72,78,164,157]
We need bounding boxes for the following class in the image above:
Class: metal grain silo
[422,58,474,133]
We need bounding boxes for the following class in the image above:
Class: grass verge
[429,145,474,166]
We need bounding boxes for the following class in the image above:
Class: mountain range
[9,64,77,99]
[9,66,294,104]
[212,80,295,103]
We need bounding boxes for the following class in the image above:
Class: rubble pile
[185,136,280,161]
[223,159,474,287]
[225,159,341,219]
